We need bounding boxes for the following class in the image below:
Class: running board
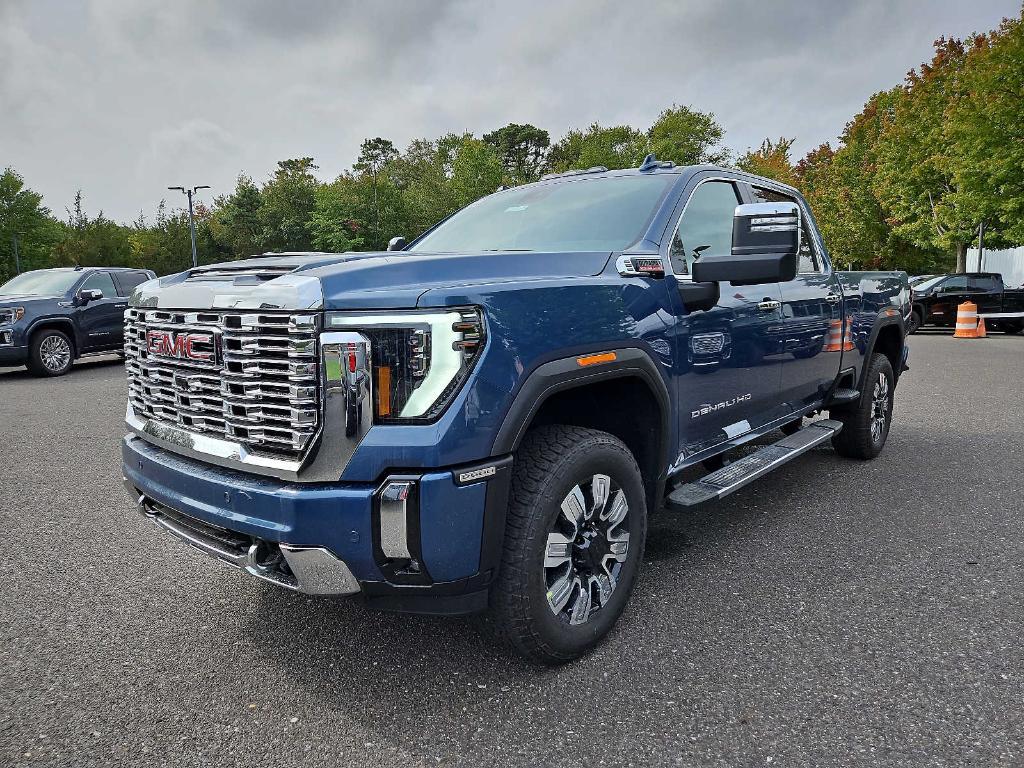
[666,419,843,509]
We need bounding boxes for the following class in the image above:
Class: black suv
[0,267,155,376]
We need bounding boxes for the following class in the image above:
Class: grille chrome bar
[125,308,321,460]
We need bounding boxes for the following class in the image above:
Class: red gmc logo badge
[146,329,217,363]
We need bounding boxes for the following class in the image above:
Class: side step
[828,387,860,405]
[666,419,843,509]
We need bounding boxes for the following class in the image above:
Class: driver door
[75,271,125,351]
[665,178,785,461]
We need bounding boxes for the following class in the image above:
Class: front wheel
[830,353,894,460]
[487,425,647,664]
[27,329,74,377]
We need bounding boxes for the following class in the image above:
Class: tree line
[2,9,1021,285]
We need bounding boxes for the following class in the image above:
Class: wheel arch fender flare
[491,345,672,463]
[26,317,79,356]
[860,311,905,388]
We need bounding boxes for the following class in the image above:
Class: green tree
[736,137,798,186]
[947,11,1024,247]
[548,123,647,172]
[209,175,265,259]
[51,191,133,269]
[647,105,729,166]
[0,168,62,282]
[260,158,320,252]
[872,38,977,271]
[353,138,400,248]
[483,123,551,184]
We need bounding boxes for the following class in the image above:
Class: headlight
[0,307,25,325]
[326,308,485,423]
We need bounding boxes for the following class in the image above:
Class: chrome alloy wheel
[544,474,630,625]
[40,335,71,373]
[870,371,890,443]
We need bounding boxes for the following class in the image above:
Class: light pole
[168,185,210,268]
[10,233,22,275]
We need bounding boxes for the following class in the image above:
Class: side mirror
[691,202,800,286]
[77,288,104,304]
[387,236,408,252]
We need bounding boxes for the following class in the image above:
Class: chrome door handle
[757,300,782,311]
[825,293,842,304]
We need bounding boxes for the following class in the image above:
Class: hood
[311,250,612,310]
[0,293,64,307]
[129,250,612,311]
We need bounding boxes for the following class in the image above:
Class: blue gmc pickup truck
[121,158,910,663]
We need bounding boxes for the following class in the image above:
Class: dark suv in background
[0,267,155,376]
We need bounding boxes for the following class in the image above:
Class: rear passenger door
[968,275,1002,315]
[748,185,843,411]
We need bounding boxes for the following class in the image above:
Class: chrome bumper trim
[124,477,360,596]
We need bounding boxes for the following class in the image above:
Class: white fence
[967,247,1024,288]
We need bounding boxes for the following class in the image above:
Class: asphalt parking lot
[1,332,1022,767]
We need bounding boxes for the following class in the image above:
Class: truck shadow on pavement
[239,440,824,752]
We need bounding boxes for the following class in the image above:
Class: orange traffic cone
[953,301,985,338]
[824,319,843,352]
[841,320,855,351]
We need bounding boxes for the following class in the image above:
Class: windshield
[0,270,81,297]
[410,174,675,253]
[912,275,946,292]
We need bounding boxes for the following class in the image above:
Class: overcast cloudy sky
[2,0,1019,222]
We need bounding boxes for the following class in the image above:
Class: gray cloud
[2,0,1019,221]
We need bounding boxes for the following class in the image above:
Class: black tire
[907,310,922,335]
[830,353,894,460]
[27,329,74,377]
[780,417,803,436]
[486,425,647,664]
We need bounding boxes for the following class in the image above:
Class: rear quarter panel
[835,271,910,384]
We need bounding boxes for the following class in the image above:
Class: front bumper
[0,340,27,366]
[122,435,510,614]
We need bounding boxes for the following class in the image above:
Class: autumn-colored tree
[872,38,978,271]
[947,11,1024,247]
[736,138,798,187]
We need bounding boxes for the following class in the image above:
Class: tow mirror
[77,288,104,304]
[691,202,800,286]
[387,236,408,252]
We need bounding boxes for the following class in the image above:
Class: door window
[80,271,117,298]
[114,271,151,296]
[968,276,999,292]
[941,276,968,292]
[669,181,740,276]
[750,186,820,273]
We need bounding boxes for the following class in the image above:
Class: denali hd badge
[691,393,751,419]
[146,329,218,363]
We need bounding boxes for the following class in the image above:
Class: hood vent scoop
[186,264,297,284]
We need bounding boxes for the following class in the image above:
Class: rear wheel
[487,425,647,664]
[830,353,894,460]
[27,329,74,377]
[907,310,922,334]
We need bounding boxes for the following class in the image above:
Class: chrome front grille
[124,309,321,458]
